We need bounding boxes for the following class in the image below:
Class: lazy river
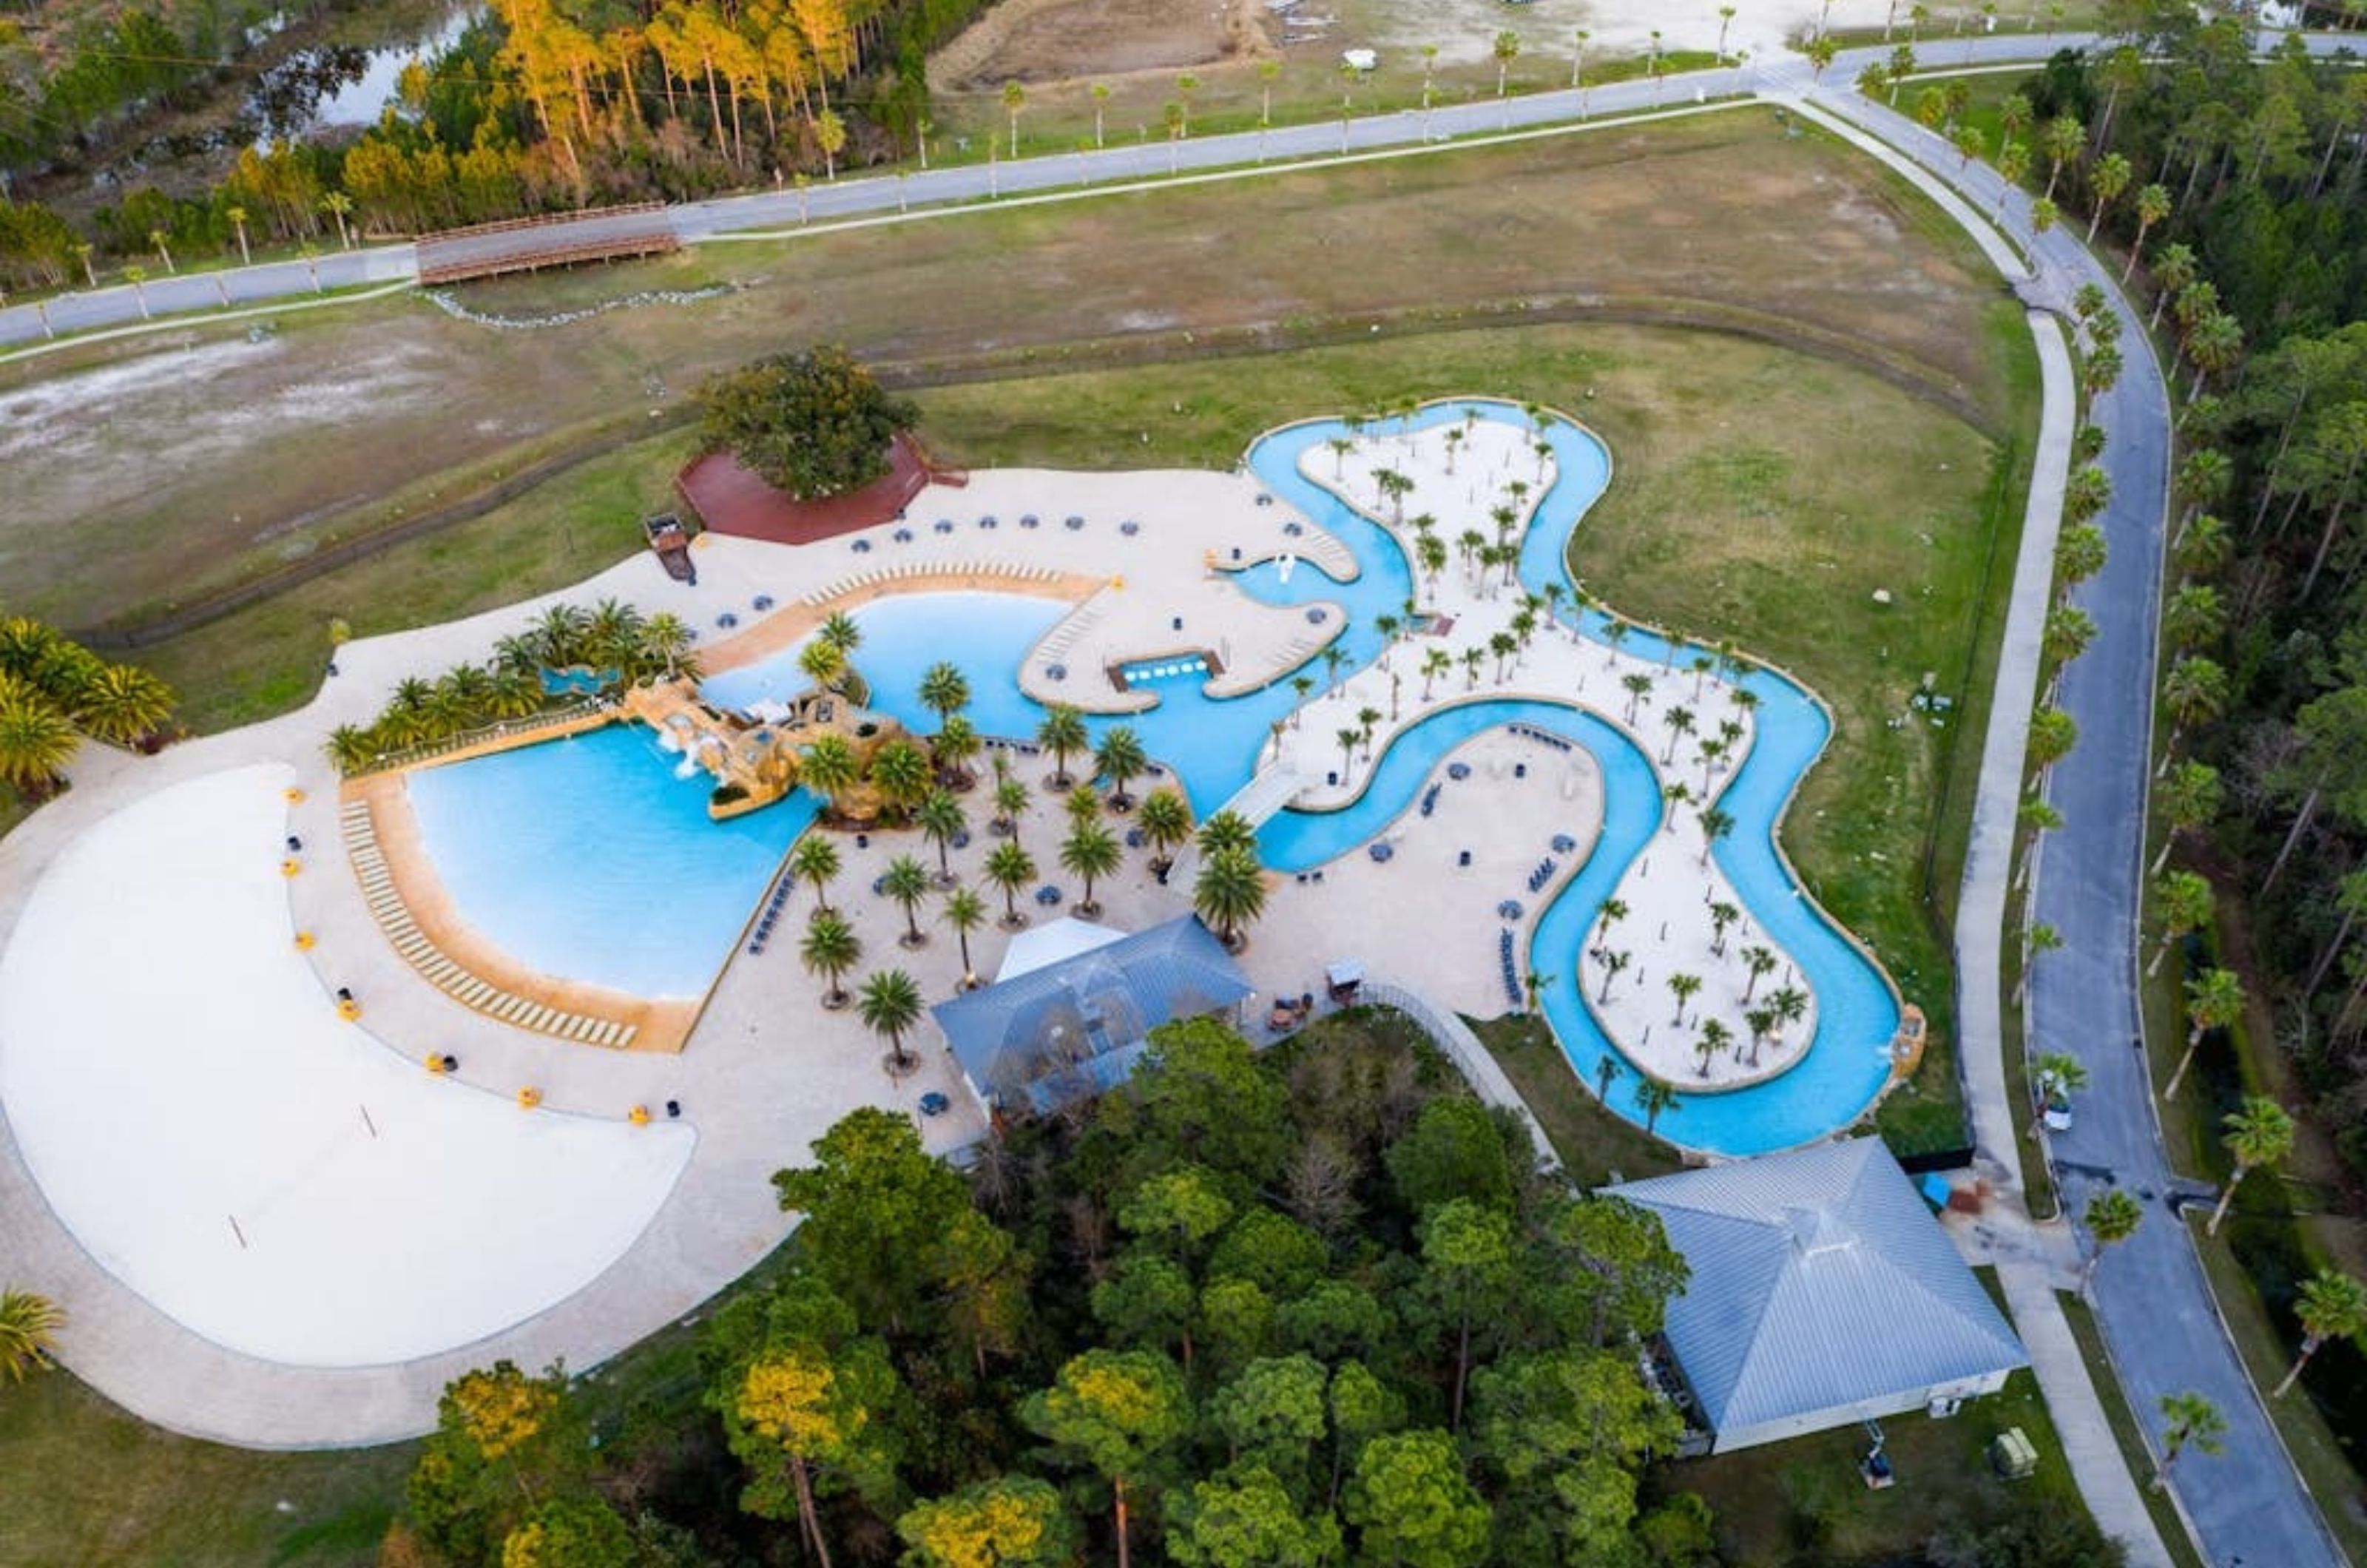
[409,399,1900,1154]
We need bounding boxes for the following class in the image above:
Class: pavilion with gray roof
[1608,1138,2027,1453]
[931,915,1252,1118]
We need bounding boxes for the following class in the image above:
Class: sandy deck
[1269,412,1817,1088]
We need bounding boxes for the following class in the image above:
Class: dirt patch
[935,0,1261,89]
[3,111,2010,635]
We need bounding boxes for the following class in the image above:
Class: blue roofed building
[931,915,1253,1118]
[1608,1138,2027,1453]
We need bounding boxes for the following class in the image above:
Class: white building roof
[995,916,1127,982]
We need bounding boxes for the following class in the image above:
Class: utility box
[1989,1427,2039,1481]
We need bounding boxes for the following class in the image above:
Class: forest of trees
[0,0,995,291]
[382,1018,1738,1568]
[2013,8,2367,1167]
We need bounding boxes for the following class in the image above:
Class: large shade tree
[695,345,918,498]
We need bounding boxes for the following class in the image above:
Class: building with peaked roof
[1607,1138,2027,1453]
[932,915,1252,1118]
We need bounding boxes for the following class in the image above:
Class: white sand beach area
[0,763,693,1368]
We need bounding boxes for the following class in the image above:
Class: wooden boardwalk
[416,204,678,285]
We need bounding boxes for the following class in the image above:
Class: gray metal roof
[933,916,1251,1115]
[1608,1139,2026,1436]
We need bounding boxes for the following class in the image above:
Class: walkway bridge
[1169,763,1304,883]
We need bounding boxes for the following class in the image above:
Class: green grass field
[0,1370,414,1568]
[1659,1335,2096,1566]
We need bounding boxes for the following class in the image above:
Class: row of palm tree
[0,615,177,798]
[325,601,698,775]
[792,815,1265,1019]
[786,767,1269,952]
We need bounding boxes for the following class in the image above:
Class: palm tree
[943,886,988,989]
[800,910,862,1007]
[1419,648,1451,702]
[1061,820,1122,917]
[797,638,845,692]
[69,663,173,747]
[1698,807,1735,868]
[1742,944,1777,1002]
[0,686,80,798]
[871,740,933,822]
[1662,704,1695,766]
[0,1288,64,1381]
[226,205,252,265]
[1698,1017,1734,1069]
[1197,809,1257,860]
[1492,29,1520,97]
[1709,900,1740,956]
[882,855,931,947]
[2081,1188,2142,1291]
[985,840,1036,928]
[1635,1077,1679,1135]
[859,968,927,1077]
[1743,1005,1777,1066]
[934,714,982,786]
[2165,967,2243,1101]
[1194,846,1266,950]
[1335,727,1362,788]
[1595,896,1628,943]
[1594,948,1631,1004]
[817,609,862,658]
[799,734,860,815]
[2207,1097,2295,1235]
[918,791,966,887]
[1135,788,1192,875]
[1064,771,1104,833]
[2148,871,2214,977]
[325,724,378,776]
[321,189,355,249]
[1769,986,1809,1046]
[2152,1392,2224,1490]
[2034,1050,2087,1103]
[2124,183,2171,284]
[1094,726,1149,811]
[1038,705,1090,789]
[918,661,970,728]
[2276,1269,2367,1398]
[789,833,843,916]
[1620,672,1652,725]
[1002,78,1026,157]
[1667,972,1702,1026]
[993,769,1030,845]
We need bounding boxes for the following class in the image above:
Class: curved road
[1,27,2354,1560]
[1786,58,2349,1568]
[3,28,2349,350]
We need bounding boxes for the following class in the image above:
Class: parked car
[2042,1089,2073,1132]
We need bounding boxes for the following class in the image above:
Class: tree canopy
[696,345,918,499]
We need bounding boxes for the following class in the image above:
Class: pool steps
[338,800,637,1049]
[798,559,1063,609]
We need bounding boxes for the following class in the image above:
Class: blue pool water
[410,398,1897,1154]
[406,726,817,998]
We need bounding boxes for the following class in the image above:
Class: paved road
[1786,61,2351,1568]
[4,26,2354,1556]
[6,28,2354,350]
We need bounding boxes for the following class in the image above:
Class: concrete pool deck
[0,413,1886,1443]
